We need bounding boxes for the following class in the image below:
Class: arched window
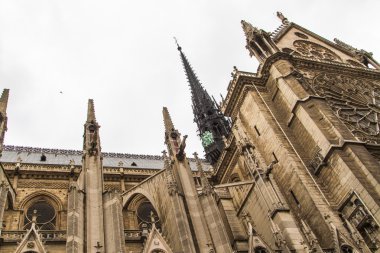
[23,198,56,230]
[341,245,353,253]
[254,246,268,253]
[137,201,160,228]
[151,250,166,253]
[229,173,241,183]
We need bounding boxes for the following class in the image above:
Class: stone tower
[217,12,380,252]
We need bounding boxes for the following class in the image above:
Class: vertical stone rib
[0,89,9,154]
[66,183,85,253]
[0,184,8,229]
[103,191,125,253]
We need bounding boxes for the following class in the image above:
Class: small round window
[24,199,56,230]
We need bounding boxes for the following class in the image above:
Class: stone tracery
[312,73,380,143]
[293,40,342,62]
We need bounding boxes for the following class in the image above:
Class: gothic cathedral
[1,12,380,253]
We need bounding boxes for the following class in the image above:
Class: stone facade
[0,13,380,253]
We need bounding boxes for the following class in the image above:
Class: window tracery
[23,197,56,230]
[137,201,160,229]
[293,40,342,62]
[341,245,353,253]
[254,246,268,253]
[312,73,380,144]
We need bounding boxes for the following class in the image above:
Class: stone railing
[124,229,142,241]
[0,230,66,243]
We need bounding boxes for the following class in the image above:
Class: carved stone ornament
[312,73,380,144]
[27,241,35,248]
[293,40,342,62]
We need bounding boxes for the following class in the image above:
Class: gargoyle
[176,135,188,161]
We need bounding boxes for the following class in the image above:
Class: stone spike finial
[163,107,175,133]
[241,20,258,37]
[87,99,96,123]
[162,150,170,168]
[193,152,204,174]
[0,89,9,113]
[32,209,38,224]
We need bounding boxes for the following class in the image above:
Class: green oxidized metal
[201,131,214,147]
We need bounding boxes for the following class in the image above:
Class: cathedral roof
[0,145,211,171]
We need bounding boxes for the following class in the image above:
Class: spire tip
[174,37,182,51]
[163,106,175,133]
[87,99,96,122]
[0,89,9,113]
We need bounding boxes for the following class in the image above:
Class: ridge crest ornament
[293,40,342,62]
[312,73,380,144]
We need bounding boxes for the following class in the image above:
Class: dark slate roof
[0,145,210,171]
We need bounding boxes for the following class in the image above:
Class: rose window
[312,73,380,143]
[293,40,342,62]
[24,199,56,230]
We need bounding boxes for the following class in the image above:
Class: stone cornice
[213,135,238,183]
[272,22,365,61]
[222,52,380,120]
[2,145,205,164]
[3,145,163,160]
[222,52,293,117]
[292,55,380,79]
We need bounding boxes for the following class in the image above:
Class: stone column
[0,183,9,231]
[194,153,233,253]
[83,99,105,252]
[163,151,197,253]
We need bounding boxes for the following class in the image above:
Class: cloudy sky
[1,0,379,157]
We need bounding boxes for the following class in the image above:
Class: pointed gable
[142,224,173,253]
[15,216,48,253]
[272,13,368,67]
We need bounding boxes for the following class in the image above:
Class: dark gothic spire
[176,41,230,164]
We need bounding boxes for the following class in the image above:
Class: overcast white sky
[1,0,379,157]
